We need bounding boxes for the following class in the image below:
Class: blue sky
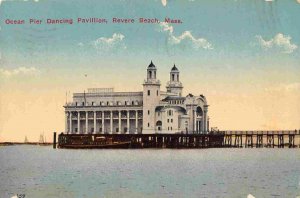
[0,0,300,141]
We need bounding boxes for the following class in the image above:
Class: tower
[166,64,183,96]
[142,61,161,133]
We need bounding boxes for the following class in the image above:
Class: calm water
[0,146,299,198]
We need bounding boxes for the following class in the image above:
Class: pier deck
[55,130,300,149]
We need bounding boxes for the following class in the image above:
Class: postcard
[0,0,299,198]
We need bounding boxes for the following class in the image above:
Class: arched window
[196,106,203,116]
[172,74,175,81]
[156,121,162,126]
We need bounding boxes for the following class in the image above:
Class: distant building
[64,61,209,134]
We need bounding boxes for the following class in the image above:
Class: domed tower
[166,64,183,96]
[143,61,161,133]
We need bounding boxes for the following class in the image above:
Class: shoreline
[0,142,52,146]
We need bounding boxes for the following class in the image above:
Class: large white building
[64,61,209,134]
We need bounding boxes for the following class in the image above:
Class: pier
[55,130,300,149]
[223,130,300,148]
[57,132,224,149]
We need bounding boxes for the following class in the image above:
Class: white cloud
[0,67,40,78]
[92,33,126,51]
[256,33,298,54]
[159,22,213,50]
[161,0,167,6]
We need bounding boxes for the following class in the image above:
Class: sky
[0,0,300,142]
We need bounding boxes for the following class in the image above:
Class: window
[125,101,127,105]
[157,90,158,96]
[171,119,173,123]
[168,110,173,116]
[75,102,77,106]
[148,90,150,96]
[132,101,134,105]
[116,128,119,132]
[82,102,85,106]
[172,74,175,81]
[167,119,169,123]
[148,110,150,115]
[171,127,172,130]
[168,127,169,130]
[92,102,94,106]
[148,123,150,127]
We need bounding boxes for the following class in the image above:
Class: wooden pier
[223,130,300,148]
[55,130,300,149]
[57,132,224,149]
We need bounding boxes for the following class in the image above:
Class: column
[118,111,121,133]
[86,111,88,134]
[110,111,113,134]
[207,117,210,132]
[102,111,104,133]
[77,111,80,134]
[193,110,197,133]
[135,110,138,133]
[69,111,72,134]
[65,112,68,133]
[127,110,130,134]
[93,111,96,134]
[203,111,207,133]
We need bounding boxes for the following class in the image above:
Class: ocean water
[0,146,299,198]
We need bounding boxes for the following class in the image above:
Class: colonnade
[65,110,142,134]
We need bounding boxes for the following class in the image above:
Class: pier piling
[53,132,57,149]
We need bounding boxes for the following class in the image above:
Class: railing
[222,130,300,135]
[73,92,143,97]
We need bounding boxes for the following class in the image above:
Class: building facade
[64,61,209,134]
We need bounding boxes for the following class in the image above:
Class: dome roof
[171,64,178,71]
[148,60,156,68]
